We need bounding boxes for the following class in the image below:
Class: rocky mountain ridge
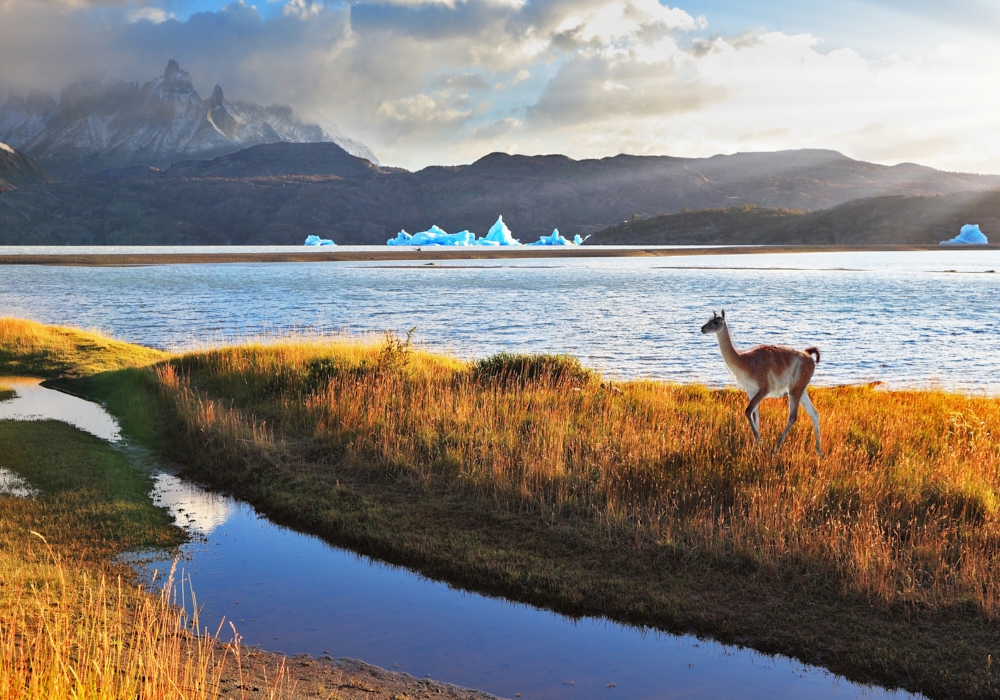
[0,61,377,180]
[1,142,999,245]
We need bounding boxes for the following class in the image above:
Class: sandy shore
[218,648,505,700]
[1,244,996,266]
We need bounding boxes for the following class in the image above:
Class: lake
[1,248,999,391]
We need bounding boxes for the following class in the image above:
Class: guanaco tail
[701,309,821,456]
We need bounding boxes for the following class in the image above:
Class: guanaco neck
[716,323,745,371]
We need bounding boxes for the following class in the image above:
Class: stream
[0,378,917,700]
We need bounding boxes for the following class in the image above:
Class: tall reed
[0,534,226,700]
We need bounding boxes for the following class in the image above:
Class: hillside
[0,60,377,180]
[0,142,57,191]
[588,193,1000,245]
[1,142,999,245]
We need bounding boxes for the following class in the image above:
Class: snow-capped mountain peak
[0,60,377,179]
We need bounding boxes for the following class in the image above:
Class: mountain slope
[0,142,57,190]
[588,193,1000,245]
[1,143,998,245]
[0,61,377,180]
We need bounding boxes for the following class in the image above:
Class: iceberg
[304,235,336,246]
[387,225,480,246]
[483,216,521,245]
[384,216,584,247]
[941,224,988,245]
[525,229,581,246]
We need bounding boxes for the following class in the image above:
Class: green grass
[0,383,13,402]
[5,319,1000,699]
[0,420,184,560]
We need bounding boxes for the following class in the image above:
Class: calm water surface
[1,249,998,390]
[0,379,918,700]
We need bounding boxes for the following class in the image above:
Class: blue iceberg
[525,229,582,246]
[387,225,480,246]
[941,224,988,245]
[483,216,521,245]
[384,216,584,247]
[304,235,336,246]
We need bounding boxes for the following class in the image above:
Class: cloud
[2,0,1000,173]
[126,6,174,22]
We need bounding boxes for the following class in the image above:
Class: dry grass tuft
[0,537,225,700]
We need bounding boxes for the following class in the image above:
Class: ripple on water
[1,250,998,392]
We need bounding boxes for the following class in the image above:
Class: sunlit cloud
[1,0,999,173]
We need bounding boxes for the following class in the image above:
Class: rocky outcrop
[0,61,377,180]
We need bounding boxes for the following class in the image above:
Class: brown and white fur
[701,310,821,456]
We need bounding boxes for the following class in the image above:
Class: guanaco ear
[721,309,726,320]
[712,310,717,319]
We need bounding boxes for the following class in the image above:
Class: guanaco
[701,310,821,456]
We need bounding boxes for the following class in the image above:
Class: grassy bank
[0,420,230,699]
[5,318,1000,698]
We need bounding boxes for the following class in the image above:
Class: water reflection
[0,377,120,442]
[152,472,233,535]
[0,467,38,498]
[138,480,918,700]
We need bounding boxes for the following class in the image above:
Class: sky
[2,0,999,172]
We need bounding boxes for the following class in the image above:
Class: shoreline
[1,243,998,266]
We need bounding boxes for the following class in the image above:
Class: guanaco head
[700,309,726,334]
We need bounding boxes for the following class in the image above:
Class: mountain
[1,143,999,246]
[587,194,1000,246]
[0,142,57,191]
[0,60,377,180]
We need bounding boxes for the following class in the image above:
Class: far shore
[0,243,998,266]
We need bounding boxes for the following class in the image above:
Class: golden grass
[0,538,225,700]
[0,420,288,700]
[0,317,167,378]
[156,337,1000,617]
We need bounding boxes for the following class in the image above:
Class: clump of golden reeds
[155,334,1000,616]
[0,533,227,700]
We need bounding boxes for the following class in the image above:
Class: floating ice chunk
[387,225,480,246]
[525,229,578,246]
[304,235,336,246]
[941,224,988,245]
[484,216,521,246]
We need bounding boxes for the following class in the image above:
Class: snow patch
[304,235,336,246]
[0,142,14,154]
[941,224,988,245]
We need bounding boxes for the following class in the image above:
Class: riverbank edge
[1,243,998,266]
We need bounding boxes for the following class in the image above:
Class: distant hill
[2,142,999,245]
[588,193,1000,245]
[0,60,377,180]
[0,142,56,191]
